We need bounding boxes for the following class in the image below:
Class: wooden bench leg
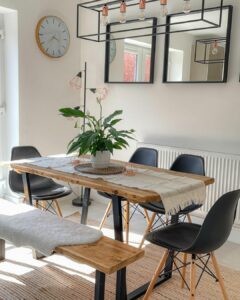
[95,271,106,300]
[0,239,5,261]
[32,250,45,260]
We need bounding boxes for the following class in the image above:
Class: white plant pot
[91,151,111,169]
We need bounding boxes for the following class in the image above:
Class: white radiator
[138,143,240,226]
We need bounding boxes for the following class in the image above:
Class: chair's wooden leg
[124,201,129,244]
[211,252,229,300]
[190,255,196,300]
[53,200,63,218]
[34,200,39,209]
[41,201,47,210]
[187,214,192,223]
[181,253,188,289]
[139,212,157,249]
[99,201,112,230]
[144,209,150,224]
[22,197,26,204]
[165,214,169,225]
[0,239,5,261]
[143,250,169,300]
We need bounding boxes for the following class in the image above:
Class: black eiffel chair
[143,190,240,300]
[139,154,205,248]
[98,147,158,242]
[9,146,72,217]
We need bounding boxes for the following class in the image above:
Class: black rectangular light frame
[76,0,224,42]
[194,37,226,64]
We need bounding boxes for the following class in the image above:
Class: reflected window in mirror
[105,18,157,84]
[163,6,232,83]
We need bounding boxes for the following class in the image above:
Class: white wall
[80,0,240,162]
[0,0,81,157]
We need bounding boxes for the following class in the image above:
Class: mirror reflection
[105,18,156,83]
[163,7,232,83]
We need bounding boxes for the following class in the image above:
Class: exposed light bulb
[101,4,109,26]
[139,0,146,21]
[119,0,127,23]
[183,0,191,14]
[160,0,168,18]
[212,40,219,55]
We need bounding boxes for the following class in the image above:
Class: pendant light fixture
[160,0,168,17]
[194,37,226,64]
[211,40,219,55]
[101,4,109,26]
[119,0,127,24]
[77,0,224,42]
[183,0,191,14]
[139,0,146,21]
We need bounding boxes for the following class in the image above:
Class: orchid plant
[59,88,135,157]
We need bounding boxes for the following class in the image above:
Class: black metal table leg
[22,173,33,206]
[112,195,127,300]
[127,213,180,300]
[111,195,124,241]
[95,271,106,300]
[81,188,91,225]
[116,268,127,300]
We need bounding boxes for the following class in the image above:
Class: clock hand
[52,35,60,42]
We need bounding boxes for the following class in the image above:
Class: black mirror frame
[163,5,233,84]
[104,17,157,84]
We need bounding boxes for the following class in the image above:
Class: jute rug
[0,212,239,300]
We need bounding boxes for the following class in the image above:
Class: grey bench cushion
[0,200,102,256]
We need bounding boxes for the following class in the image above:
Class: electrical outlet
[0,106,5,115]
[0,30,5,40]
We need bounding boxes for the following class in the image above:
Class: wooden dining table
[11,158,214,300]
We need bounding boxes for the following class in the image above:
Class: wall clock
[35,16,70,58]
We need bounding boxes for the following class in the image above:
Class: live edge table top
[11,160,214,204]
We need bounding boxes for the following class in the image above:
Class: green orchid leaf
[59,108,85,118]
[103,110,123,126]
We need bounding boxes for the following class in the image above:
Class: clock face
[36,16,70,58]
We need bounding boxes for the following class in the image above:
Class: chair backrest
[11,146,41,161]
[170,154,205,176]
[129,147,158,167]
[186,190,240,254]
[9,146,44,193]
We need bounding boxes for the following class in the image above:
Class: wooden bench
[0,236,144,300]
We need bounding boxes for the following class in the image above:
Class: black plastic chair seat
[9,171,72,200]
[140,202,165,214]
[140,202,202,215]
[145,223,201,252]
[146,190,240,254]
[32,186,72,200]
[180,203,202,214]
[9,146,72,202]
[98,191,112,199]
[98,191,124,201]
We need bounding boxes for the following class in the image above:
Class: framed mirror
[163,6,232,83]
[105,18,157,84]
